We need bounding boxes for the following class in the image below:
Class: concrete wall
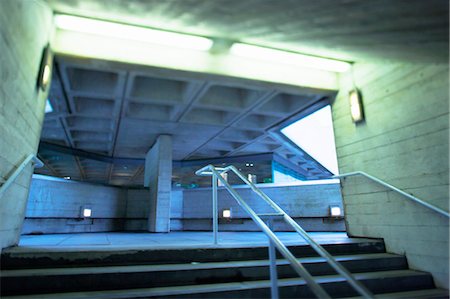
[126,189,183,231]
[333,63,449,288]
[182,183,345,231]
[24,176,342,233]
[23,176,183,233]
[0,1,53,249]
[23,175,127,234]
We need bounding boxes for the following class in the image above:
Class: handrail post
[212,172,218,245]
[266,217,279,299]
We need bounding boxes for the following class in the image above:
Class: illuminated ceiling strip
[54,14,213,51]
[230,43,351,73]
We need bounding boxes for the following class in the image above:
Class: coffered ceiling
[37,56,334,186]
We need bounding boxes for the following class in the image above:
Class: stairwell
[1,237,448,298]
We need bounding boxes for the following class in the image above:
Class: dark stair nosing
[345,288,449,299]
[0,252,404,277]
[1,240,386,269]
[1,270,435,299]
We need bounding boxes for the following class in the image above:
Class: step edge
[1,253,405,277]
[1,269,434,299]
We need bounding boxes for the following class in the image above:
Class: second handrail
[0,154,44,199]
[333,171,450,218]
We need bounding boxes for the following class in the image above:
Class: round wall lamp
[37,44,53,92]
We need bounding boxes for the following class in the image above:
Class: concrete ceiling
[37,56,334,186]
[45,0,449,63]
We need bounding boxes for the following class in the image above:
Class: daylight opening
[281,105,339,175]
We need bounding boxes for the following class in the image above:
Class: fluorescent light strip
[230,43,351,73]
[54,15,213,51]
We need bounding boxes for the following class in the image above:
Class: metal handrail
[0,154,44,199]
[333,171,450,218]
[196,164,374,299]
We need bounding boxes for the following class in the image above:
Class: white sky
[281,105,339,174]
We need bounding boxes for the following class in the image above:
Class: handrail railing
[196,164,374,299]
[333,171,450,218]
[0,154,44,199]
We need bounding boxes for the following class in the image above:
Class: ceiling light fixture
[54,14,214,51]
[230,43,351,73]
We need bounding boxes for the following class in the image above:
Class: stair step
[1,240,385,269]
[345,288,449,298]
[1,270,435,299]
[1,253,403,277]
[1,253,407,295]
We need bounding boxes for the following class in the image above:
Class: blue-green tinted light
[45,99,53,113]
[281,105,339,174]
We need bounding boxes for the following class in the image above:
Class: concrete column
[144,135,172,232]
[0,0,53,249]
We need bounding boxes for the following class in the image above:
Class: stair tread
[2,238,383,254]
[1,269,432,298]
[345,288,449,299]
[1,253,403,277]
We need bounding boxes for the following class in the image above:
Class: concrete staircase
[1,238,448,298]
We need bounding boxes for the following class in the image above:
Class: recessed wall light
[63,176,71,180]
[330,206,342,217]
[83,208,92,218]
[222,209,231,218]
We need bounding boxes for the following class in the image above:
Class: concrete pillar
[0,0,53,249]
[144,135,172,232]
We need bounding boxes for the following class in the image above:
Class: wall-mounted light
[81,206,92,218]
[37,44,53,91]
[330,205,342,217]
[230,43,351,73]
[349,89,364,123]
[222,209,232,219]
[54,14,213,51]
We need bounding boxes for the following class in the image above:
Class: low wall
[23,175,128,234]
[182,182,345,231]
[23,175,344,234]
[23,176,184,234]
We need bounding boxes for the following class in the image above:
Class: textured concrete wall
[182,183,345,231]
[23,175,127,234]
[0,1,53,249]
[23,176,183,233]
[333,63,449,288]
[125,189,182,231]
